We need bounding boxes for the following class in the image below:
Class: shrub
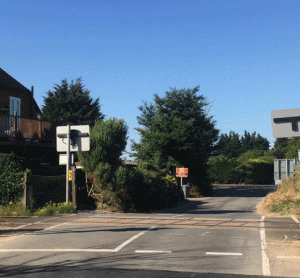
[0,153,25,205]
[207,155,237,184]
[34,202,75,216]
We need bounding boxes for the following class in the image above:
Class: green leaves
[131,86,219,193]
[0,153,25,205]
[41,77,104,127]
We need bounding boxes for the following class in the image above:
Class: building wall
[0,89,34,119]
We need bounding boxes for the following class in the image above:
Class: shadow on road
[0,257,285,278]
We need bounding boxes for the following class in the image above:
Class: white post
[181,176,183,187]
[66,125,70,203]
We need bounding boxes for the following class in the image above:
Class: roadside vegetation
[0,202,75,217]
[256,169,300,216]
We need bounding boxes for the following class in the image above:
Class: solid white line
[206,252,242,256]
[277,256,300,259]
[135,250,172,253]
[113,226,156,252]
[0,249,116,252]
[260,216,271,276]
[291,215,300,224]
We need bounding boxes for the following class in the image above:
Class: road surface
[0,184,299,277]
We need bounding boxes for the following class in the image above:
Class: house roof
[0,68,41,114]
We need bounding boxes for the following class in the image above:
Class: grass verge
[0,201,76,217]
[256,169,300,216]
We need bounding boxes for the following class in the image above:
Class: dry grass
[256,169,300,216]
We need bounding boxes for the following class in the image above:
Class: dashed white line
[206,252,242,256]
[135,250,172,253]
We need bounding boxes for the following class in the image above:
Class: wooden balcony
[0,114,56,144]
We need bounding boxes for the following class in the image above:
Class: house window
[10,97,21,117]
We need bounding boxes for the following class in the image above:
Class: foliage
[0,202,31,216]
[34,202,75,216]
[233,158,273,184]
[214,130,270,158]
[0,202,75,216]
[40,78,104,127]
[78,118,132,211]
[269,138,288,159]
[214,132,242,158]
[208,150,274,184]
[0,153,26,205]
[240,131,270,153]
[78,118,128,175]
[285,137,300,159]
[207,155,237,184]
[131,86,219,196]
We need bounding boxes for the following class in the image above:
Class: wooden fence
[0,114,56,141]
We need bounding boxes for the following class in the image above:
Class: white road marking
[291,215,300,224]
[277,256,300,259]
[113,226,156,252]
[12,217,60,230]
[0,249,116,252]
[202,232,210,236]
[135,250,172,253]
[260,216,271,276]
[206,252,242,256]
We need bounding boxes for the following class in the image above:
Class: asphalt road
[0,184,299,278]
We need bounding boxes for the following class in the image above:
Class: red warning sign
[176,168,188,178]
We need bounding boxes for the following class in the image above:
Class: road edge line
[260,216,270,276]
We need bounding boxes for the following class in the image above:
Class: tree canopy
[214,130,270,158]
[41,78,104,126]
[78,118,128,175]
[131,86,219,194]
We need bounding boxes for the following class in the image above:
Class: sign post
[176,168,188,186]
[56,125,90,205]
[66,125,70,202]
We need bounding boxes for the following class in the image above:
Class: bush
[207,155,237,184]
[0,153,25,205]
[34,202,75,216]
[233,158,273,184]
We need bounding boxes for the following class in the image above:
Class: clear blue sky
[2,0,300,156]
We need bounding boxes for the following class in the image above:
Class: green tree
[78,118,128,174]
[214,131,242,158]
[270,138,288,159]
[0,153,25,205]
[77,118,129,211]
[240,131,270,153]
[131,86,219,195]
[285,137,300,159]
[41,78,104,126]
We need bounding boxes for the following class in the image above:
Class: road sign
[59,153,74,165]
[56,125,90,152]
[271,108,300,138]
[176,168,188,178]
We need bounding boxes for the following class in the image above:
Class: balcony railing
[0,114,56,142]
